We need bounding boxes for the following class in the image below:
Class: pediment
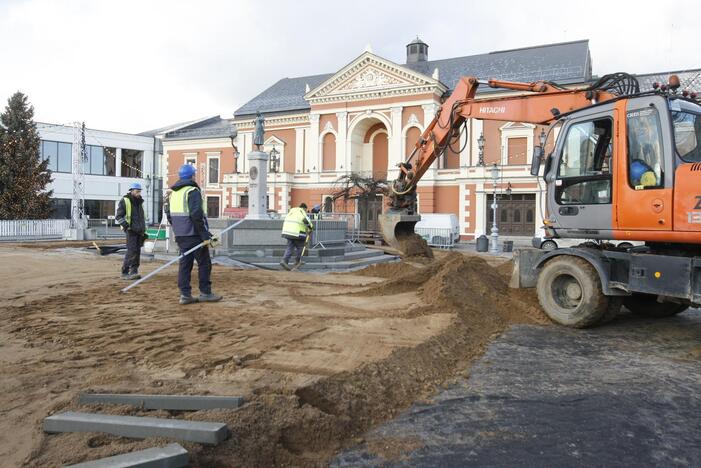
[306,52,445,103]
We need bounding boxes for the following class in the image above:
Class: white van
[415,213,460,247]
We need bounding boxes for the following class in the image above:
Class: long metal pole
[121,218,245,293]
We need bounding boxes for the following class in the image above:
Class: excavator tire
[537,256,621,328]
[623,293,689,318]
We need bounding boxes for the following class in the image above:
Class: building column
[422,103,439,173]
[474,182,486,237]
[242,132,253,174]
[307,114,320,173]
[116,148,122,177]
[389,106,403,172]
[471,119,484,167]
[335,111,347,172]
[295,127,305,173]
[459,119,470,169]
[459,183,470,238]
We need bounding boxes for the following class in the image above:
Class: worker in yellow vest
[165,164,222,305]
[280,203,313,270]
[115,182,146,280]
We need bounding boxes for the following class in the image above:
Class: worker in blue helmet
[629,159,658,188]
[115,181,147,280]
[165,163,222,305]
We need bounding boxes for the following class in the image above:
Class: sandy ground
[0,243,545,467]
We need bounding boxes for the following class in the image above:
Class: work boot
[120,273,130,280]
[179,295,198,305]
[126,272,141,280]
[291,259,304,270]
[198,292,223,303]
[279,261,291,271]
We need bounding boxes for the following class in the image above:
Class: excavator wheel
[536,256,621,328]
[623,293,689,318]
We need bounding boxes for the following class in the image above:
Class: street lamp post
[489,163,500,254]
[477,132,485,166]
[269,145,280,213]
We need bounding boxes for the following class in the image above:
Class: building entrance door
[206,196,220,218]
[486,194,536,236]
[358,194,383,231]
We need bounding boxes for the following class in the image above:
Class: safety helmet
[630,159,653,183]
[179,164,197,179]
[129,182,143,191]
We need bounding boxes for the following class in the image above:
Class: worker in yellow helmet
[115,182,146,280]
[280,203,313,270]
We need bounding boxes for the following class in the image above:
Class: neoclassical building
[156,39,699,239]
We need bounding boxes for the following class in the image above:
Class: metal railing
[87,218,124,238]
[414,227,456,249]
[0,219,71,240]
[312,212,360,247]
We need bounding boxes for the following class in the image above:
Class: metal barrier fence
[414,227,455,249]
[313,212,360,247]
[0,219,72,240]
[87,218,124,238]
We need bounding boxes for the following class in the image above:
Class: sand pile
[351,261,419,279]
[395,233,433,258]
[177,253,546,467]
[22,251,545,467]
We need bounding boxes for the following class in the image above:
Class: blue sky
[0,0,698,133]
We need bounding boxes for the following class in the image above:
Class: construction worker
[115,182,147,280]
[310,204,322,219]
[165,164,222,305]
[280,202,313,270]
[630,159,658,188]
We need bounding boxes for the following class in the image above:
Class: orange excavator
[380,72,701,327]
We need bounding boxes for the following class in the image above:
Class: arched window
[324,196,333,213]
[322,133,336,171]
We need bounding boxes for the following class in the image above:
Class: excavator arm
[381,74,621,253]
[395,76,616,195]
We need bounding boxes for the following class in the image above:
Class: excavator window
[672,110,701,163]
[627,108,664,189]
[556,118,613,205]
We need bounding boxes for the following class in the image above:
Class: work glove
[202,237,219,248]
[120,223,130,232]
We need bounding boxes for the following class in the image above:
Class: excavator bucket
[378,213,433,257]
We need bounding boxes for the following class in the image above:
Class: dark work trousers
[283,238,305,264]
[176,236,212,297]
[122,230,142,274]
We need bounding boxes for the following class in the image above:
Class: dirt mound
[16,249,545,467]
[395,234,433,258]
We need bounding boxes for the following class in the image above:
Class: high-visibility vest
[169,186,199,237]
[123,197,132,225]
[281,207,312,239]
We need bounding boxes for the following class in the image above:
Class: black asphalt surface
[333,311,701,467]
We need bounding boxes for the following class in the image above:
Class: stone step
[44,412,228,445]
[66,443,188,468]
[78,393,244,411]
[253,254,399,271]
[342,249,386,260]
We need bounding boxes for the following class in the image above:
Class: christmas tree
[0,92,53,219]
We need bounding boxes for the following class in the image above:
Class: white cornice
[234,113,309,130]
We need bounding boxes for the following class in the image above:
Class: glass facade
[41,140,73,172]
[121,149,143,177]
[41,141,117,176]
